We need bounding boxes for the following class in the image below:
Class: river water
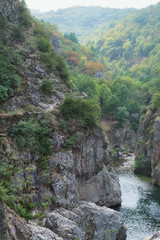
[113,155,160,240]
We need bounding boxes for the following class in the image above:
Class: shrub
[0,13,7,29]
[11,25,26,41]
[17,0,32,27]
[10,119,52,156]
[0,43,21,102]
[151,93,160,110]
[33,21,49,37]
[134,154,151,174]
[0,86,8,101]
[41,79,54,95]
[40,52,56,71]
[63,134,77,150]
[40,52,71,87]
[37,37,51,52]
[59,96,100,128]
[55,55,70,85]
[59,119,68,131]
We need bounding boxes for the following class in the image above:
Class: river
[113,155,160,240]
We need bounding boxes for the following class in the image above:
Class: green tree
[117,106,129,125]
[59,96,100,128]
[151,93,160,110]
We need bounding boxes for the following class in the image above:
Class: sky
[25,0,160,12]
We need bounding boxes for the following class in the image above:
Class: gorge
[0,0,160,239]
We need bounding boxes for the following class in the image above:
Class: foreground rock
[135,111,160,184]
[0,200,126,240]
[0,200,63,240]
[50,128,121,208]
[44,201,126,240]
[77,166,121,207]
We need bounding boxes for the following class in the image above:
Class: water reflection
[114,157,160,240]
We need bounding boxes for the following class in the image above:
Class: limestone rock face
[0,0,19,24]
[0,200,62,240]
[107,125,136,150]
[135,112,160,184]
[77,166,121,207]
[44,201,126,240]
[152,119,160,184]
[74,129,109,178]
[0,200,126,240]
[49,128,121,208]
[52,35,62,55]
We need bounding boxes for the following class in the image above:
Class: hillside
[91,2,160,116]
[91,2,160,181]
[31,6,133,42]
[1,0,160,239]
[0,1,126,239]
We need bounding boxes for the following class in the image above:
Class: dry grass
[101,119,118,132]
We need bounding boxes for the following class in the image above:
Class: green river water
[114,156,160,240]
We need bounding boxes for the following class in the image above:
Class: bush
[134,154,151,174]
[55,55,70,84]
[40,52,56,71]
[17,0,32,27]
[63,134,77,150]
[41,79,54,95]
[37,37,51,52]
[33,21,50,37]
[40,52,71,87]
[59,96,100,128]
[10,118,52,156]
[0,86,8,101]
[151,93,160,110]
[0,43,21,102]
[11,25,26,41]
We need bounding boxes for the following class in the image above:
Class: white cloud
[25,0,160,12]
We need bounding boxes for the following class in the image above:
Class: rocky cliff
[135,110,160,184]
[0,0,126,239]
[0,200,126,240]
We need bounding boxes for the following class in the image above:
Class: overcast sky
[25,0,160,12]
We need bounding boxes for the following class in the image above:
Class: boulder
[44,201,126,240]
[0,200,63,240]
[77,165,121,207]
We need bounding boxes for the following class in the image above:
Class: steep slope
[135,110,160,185]
[31,6,133,42]
[0,0,126,239]
[91,2,160,182]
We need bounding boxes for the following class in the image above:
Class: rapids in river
[114,155,160,240]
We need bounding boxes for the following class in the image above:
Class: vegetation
[0,43,20,102]
[134,155,151,174]
[1,0,160,222]
[10,118,52,156]
[59,96,101,128]
[33,21,71,86]
[63,133,77,150]
[31,7,133,42]
[64,32,79,43]
[41,79,54,94]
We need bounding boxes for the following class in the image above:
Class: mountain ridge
[31,6,134,42]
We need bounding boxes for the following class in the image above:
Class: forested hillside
[31,6,133,42]
[1,0,160,239]
[0,2,128,239]
[49,2,160,131]
[92,2,160,117]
